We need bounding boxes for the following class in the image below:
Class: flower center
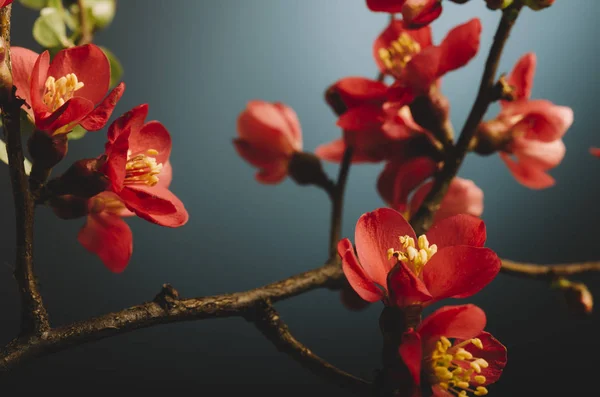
[378,33,421,75]
[90,194,127,215]
[124,149,163,187]
[429,336,490,397]
[387,234,437,275]
[42,73,85,111]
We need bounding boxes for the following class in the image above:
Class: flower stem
[77,0,93,45]
[410,4,522,235]
[328,146,353,260]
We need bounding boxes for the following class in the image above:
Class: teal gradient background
[0,1,599,395]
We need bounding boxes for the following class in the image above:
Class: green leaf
[100,46,123,88]
[0,139,33,176]
[85,0,116,30]
[33,7,72,49]
[68,125,88,140]
[19,0,49,10]
[20,109,35,137]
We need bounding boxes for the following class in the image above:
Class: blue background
[1,0,598,395]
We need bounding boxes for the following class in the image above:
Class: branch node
[153,283,181,311]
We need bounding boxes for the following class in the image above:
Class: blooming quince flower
[234,100,302,184]
[378,156,483,221]
[366,0,443,28]
[101,104,188,227]
[399,304,507,397]
[11,44,124,135]
[477,54,573,189]
[374,18,481,105]
[338,208,500,307]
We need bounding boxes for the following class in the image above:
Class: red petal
[129,120,172,165]
[315,138,379,164]
[398,329,422,385]
[462,331,507,385]
[48,44,110,105]
[507,53,536,102]
[367,0,405,13]
[104,126,131,191]
[255,160,289,184]
[374,20,432,75]
[107,104,149,143]
[387,260,433,306]
[425,214,486,249]
[119,186,177,219]
[129,185,189,227]
[422,246,501,301]
[78,212,133,273]
[391,157,437,212]
[500,152,556,189]
[355,208,416,288]
[233,138,283,168]
[274,102,302,149]
[30,50,50,117]
[514,101,573,142]
[334,77,388,107]
[512,137,565,170]
[338,238,384,302]
[337,105,385,132]
[79,82,125,131]
[590,148,600,158]
[402,0,443,29]
[36,97,95,133]
[438,18,482,76]
[157,161,173,189]
[11,46,38,113]
[417,304,486,345]
[404,46,442,92]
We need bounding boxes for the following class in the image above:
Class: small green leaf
[19,0,49,10]
[20,109,35,137]
[86,0,116,30]
[33,8,72,49]
[68,125,88,140]
[0,139,33,176]
[101,46,123,88]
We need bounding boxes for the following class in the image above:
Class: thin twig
[329,146,353,259]
[77,0,93,45]
[0,5,49,336]
[248,300,371,395]
[501,259,600,280]
[410,5,522,235]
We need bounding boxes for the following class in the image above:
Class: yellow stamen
[124,149,163,187]
[378,32,421,75]
[43,73,85,111]
[387,234,437,275]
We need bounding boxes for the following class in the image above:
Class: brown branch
[329,146,353,259]
[501,259,600,280]
[410,5,522,235]
[0,5,49,336]
[248,300,371,395]
[0,263,345,371]
[77,0,93,45]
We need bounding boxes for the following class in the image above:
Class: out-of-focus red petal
[590,148,600,158]
[48,44,110,105]
[119,185,177,219]
[274,102,302,149]
[78,212,133,273]
[11,46,38,113]
[315,139,380,164]
[79,82,125,131]
[422,246,501,301]
[512,137,565,170]
[338,238,384,302]
[391,157,437,212]
[507,53,536,102]
[514,101,573,142]
[462,331,507,385]
[255,159,289,184]
[438,18,482,76]
[388,260,433,306]
[129,120,172,165]
[157,161,173,189]
[500,152,556,189]
[425,214,486,248]
[129,185,189,227]
[337,105,385,132]
[402,0,443,29]
[355,208,416,288]
[404,46,442,92]
[367,0,405,13]
[334,77,388,107]
[417,304,486,346]
[233,138,283,168]
[37,97,95,133]
[398,329,422,385]
[30,50,50,117]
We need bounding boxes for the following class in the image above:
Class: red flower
[0,0,13,8]
[399,304,507,396]
[375,18,481,105]
[78,192,134,273]
[101,104,189,228]
[378,157,483,222]
[234,100,302,184]
[478,54,573,189]
[366,0,442,28]
[338,208,500,307]
[12,44,124,135]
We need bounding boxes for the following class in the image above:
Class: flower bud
[409,91,453,146]
[288,151,333,190]
[49,195,89,220]
[554,278,593,315]
[46,157,109,199]
[524,0,554,11]
[27,129,68,170]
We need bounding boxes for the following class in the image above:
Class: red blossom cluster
[10,44,188,272]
